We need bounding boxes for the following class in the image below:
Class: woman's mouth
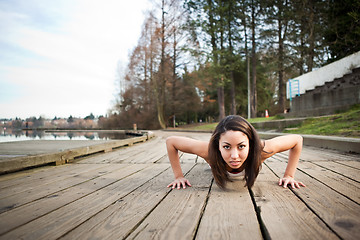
[229,161,241,167]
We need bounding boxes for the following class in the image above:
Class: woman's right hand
[167,177,191,189]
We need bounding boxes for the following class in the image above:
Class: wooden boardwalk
[0,131,359,240]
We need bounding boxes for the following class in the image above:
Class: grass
[175,105,360,138]
[283,105,360,138]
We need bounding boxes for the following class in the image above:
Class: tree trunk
[242,3,251,119]
[228,0,236,115]
[207,0,225,121]
[230,72,236,115]
[277,1,288,113]
[251,1,257,118]
[171,29,177,125]
[157,0,167,129]
[307,0,315,72]
[217,84,226,120]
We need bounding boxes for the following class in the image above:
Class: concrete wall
[287,51,360,99]
[289,67,360,117]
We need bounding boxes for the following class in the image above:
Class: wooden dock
[0,131,359,240]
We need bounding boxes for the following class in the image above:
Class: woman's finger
[278,178,283,186]
[283,179,290,188]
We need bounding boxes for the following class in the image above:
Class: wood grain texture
[60,163,196,240]
[253,164,339,240]
[0,131,358,240]
[265,157,360,240]
[0,164,168,240]
[126,164,213,240]
[0,164,142,235]
[299,161,360,204]
[196,180,262,240]
[0,164,113,211]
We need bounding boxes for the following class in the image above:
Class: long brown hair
[208,115,263,189]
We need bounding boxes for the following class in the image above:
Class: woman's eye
[224,146,230,150]
[238,145,245,149]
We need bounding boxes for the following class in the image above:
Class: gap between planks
[264,157,360,240]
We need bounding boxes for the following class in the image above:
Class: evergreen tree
[324,0,360,61]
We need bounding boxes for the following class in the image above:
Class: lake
[0,129,133,143]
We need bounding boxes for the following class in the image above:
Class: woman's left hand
[279,176,306,189]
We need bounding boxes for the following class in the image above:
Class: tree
[324,0,360,61]
[67,115,74,123]
[289,0,327,75]
[262,0,292,113]
[108,0,355,127]
[186,0,240,120]
[84,113,95,120]
[249,0,261,117]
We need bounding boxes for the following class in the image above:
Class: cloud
[0,0,151,119]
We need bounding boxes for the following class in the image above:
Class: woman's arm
[262,134,306,189]
[166,136,209,189]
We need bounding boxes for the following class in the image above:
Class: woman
[166,115,306,190]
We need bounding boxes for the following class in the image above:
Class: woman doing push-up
[166,115,306,190]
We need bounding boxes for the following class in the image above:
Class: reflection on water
[0,129,133,143]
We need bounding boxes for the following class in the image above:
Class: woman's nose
[231,149,239,159]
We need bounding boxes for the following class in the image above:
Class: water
[0,129,133,143]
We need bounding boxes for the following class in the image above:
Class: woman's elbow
[166,136,176,149]
[293,134,303,147]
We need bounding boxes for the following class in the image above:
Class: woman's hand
[279,176,306,189]
[167,177,192,189]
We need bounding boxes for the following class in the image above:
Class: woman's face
[219,130,250,171]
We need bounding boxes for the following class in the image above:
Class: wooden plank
[77,138,161,164]
[126,164,213,240]
[271,154,360,203]
[0,164,130,214]
[0,165,55,184]
[299,161,360,204]
[0,164,168,240]
[80,137,167,164]
[252,164,339,240]
[195,179,262,240]
[274,152,360,182]
[154,151,195,164]
[0,136,148,174]
[310,161,360,182]
[0,163,91,190]
[279,147,360,162]
[179,152,198,164]
[60,163,196,240]
[78,146,143,164]
[333,160,360,170]
[265,157,360,240]
[126,140,167,164]
[0,164,147,236]
[196,157,208,164]
[0,163,105,199]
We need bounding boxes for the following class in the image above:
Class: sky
[0,0,152,119]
